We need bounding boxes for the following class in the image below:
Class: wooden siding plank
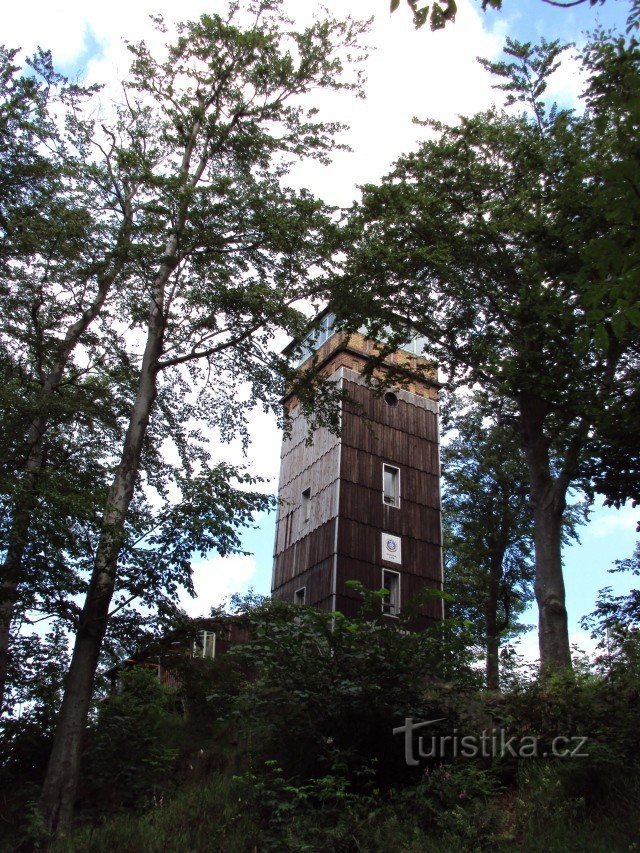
[338,480,441,543]
[337,518,442,580]
[273,519,337,588]
[273,364,442,628]
[334,593,441,628]
[274,463,339,555]
[340,445,440,510]
[342,380,438,442]
[333,555,443,621]
[272,557,333,603]
[341,413,439,474]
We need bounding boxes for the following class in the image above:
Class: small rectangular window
[301,487,311,523]
[382,570,400,617]
[382,464,400,508]
[193,630,216,659]
[294,587,306,606]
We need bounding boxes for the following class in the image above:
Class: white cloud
[8,0,508,210]
[509,630,539,665]
[181,553,258,616]
[287,0,509,206]
[4,4,90,65]
[4,0,206,68]
[509,626,599,666]
[569,628,599,659]
[590,503,639,539]
[545,47,589,110]
[239,409,283,485]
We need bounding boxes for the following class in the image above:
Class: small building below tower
[271,311,443,629]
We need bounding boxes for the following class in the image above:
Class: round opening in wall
[384,391,399,407]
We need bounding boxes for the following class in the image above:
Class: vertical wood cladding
[334,372,442,628]
[272,361,443,629]
[272,395,340,597]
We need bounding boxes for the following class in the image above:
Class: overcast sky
[6,0,636,656]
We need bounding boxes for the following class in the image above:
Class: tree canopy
[442,396,536,688]
[333,35,640,671]
[1,1,639,841]
[28,1,369,833]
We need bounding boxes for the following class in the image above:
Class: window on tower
[294,587,306,605]
[382,464,400,507]
[294,312,336,366]
[316,312,335,347]
[301,487,311,524]
[382,569,400,616]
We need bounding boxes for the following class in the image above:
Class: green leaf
[611,312,628,341]
[626,306,640,327]
[594,324,609,352]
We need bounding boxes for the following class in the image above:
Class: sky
[5,0,637,658]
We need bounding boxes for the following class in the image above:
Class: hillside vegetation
[3,598,638,851]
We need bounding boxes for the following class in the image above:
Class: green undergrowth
[50,761,640,853]
[50,769,506,853]
[4,600,640,851]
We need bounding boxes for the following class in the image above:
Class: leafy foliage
[82,668,180,813]
[579,34,640,511]
[581,541,640,672]
[0,625,70,832]
[442,395,536,687]
[38,2,371,832]
[0,42,135,708]
[34,596,640,852]
[217,596,481,785]
[333,35,639,669]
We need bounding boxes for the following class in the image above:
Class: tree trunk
[519,393,572,672]
[485,552,502,690]
[486,631,500,691]
[39,247,173,835]
[532,498,570,670]
[35,625,106,832]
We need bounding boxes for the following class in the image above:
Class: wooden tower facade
[271,313,443,629]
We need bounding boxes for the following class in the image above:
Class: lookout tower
[271,310,443,629]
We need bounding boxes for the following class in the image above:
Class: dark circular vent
[384,391,399,407]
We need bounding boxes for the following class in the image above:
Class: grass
[46,765,640,853]
[52,777,256,853]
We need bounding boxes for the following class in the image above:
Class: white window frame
[381,569,401,617]
[399,334,428,357]
[294,587,306,606]
[316,312,335,347]
[382,463,401,508]
[193,629,216,659]
[294,313,336,366]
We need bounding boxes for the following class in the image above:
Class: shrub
[218,597,481,787]
[80,667,180,813]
